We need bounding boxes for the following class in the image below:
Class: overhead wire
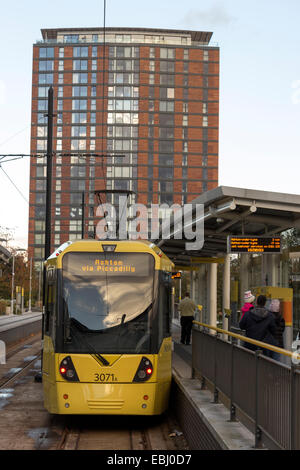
[0,165,29,204]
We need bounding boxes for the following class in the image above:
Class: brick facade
[28,28,219,263]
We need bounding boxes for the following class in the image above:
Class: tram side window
[45,269,56,338]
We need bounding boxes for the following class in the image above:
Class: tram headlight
[59,356,79,382]
[133,357,153,382]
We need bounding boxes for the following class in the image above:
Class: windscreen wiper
[70,318,110,366]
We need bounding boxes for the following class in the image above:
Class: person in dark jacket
[239,294,278,356]
[268,299,285,361]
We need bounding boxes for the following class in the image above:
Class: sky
[0,0,300,248]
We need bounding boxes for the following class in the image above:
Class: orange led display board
[227,236,281,254]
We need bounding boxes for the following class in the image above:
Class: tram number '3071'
[94,373,118,382]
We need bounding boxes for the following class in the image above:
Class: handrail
[193,320,299,361]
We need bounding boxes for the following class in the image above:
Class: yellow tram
[42,239,174,415]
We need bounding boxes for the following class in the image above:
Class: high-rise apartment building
[28,27,219,267]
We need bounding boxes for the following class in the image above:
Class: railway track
[0,332,189,451]
[0,333,42,389]
[56,412,188,451]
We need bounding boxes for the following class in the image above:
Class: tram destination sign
[227,236,281,254]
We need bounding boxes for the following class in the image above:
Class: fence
[192,321,300,450]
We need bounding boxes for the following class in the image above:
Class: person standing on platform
[268,299,285,361]
[240,290,255,320]
[239,294,278,356]
[178,292,197,345]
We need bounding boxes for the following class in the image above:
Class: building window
[72,86,88,97]
[160,61,175,73]
[39,60,54,71]
[72,100,87,110]
[38,87,48,98]
[73,46,88,57]
[72,112,87,124]
[71,139,86,151]
[73,73,88,84]
[159,101,174,112]
[39,48,54,58]
[160,74,174,86]
[160,48,175,59]
[73,60,88,71]
[159,127,174,138]
[64,34,79,43]
[183,49,189,60]
[71,126,87,137]
[160,87,174,99]
[38,73,53,84]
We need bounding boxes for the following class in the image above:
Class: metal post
[222,254,230,340]
[28,257,32,313]
[43,86,54,305]
[21,287,24,314]
[209,262,217,330]
[35,87,54,383]
[290,362,296,450]
[240,254,249,308]
[10,254,15,314]
[179,276,182,302]
[81,191,85,239]
[45,86,54,262]
[213,333,219,403]
[230,337,236,421]
[254,349,262,448]
[38,262,42,307]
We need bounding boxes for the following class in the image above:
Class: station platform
[171,322,255,450]
[0,311,42,346]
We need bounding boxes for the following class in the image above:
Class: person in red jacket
[240,290,255,320]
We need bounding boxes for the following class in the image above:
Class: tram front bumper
[48,381,169,415]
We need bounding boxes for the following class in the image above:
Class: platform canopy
[154,186,300,268]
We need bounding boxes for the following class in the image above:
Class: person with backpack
[239,294,278,356]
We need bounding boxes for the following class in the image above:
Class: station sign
[227,236,281,254]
